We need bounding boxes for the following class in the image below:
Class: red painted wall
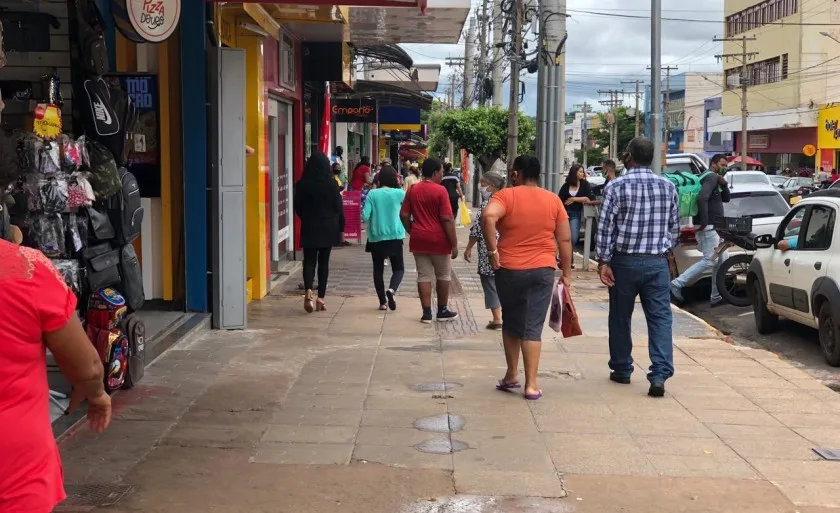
[734,127,816,154]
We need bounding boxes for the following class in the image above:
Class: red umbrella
[727,155,765,167]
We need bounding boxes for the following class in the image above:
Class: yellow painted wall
[818,106,840,149]
[239,31,269,301]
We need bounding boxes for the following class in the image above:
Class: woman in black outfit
[295,152,345,313]
[558,164,595,249]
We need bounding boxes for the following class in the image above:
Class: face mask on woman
[480,185,492,201]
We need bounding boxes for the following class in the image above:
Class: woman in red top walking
[350,156,372,192]
[0,237,111,512]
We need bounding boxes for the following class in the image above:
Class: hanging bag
[75,0,109,76]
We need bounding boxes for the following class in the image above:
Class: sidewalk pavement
[57,227,840,513]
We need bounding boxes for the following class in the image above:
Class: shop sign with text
[331,99,377,123]
[127,0,182,43]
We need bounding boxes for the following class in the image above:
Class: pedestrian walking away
[558,163,595,251]
[482,155,573,401]
[440,162,464,226]
[0,238,112,513]
[596,136,680,398]
[464,168,507,330]
[400,157,460,323]
[295,152,345,313]
[670,153,731,308]
[404,163,421,192]
[363,166,406,311]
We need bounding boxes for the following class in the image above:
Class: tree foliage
[592,106,637,158]
[431,106,536,170]
[574,147,605,167]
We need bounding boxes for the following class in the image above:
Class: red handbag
[561,286,583,338]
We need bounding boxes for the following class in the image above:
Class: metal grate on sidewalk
[54,484,133,512]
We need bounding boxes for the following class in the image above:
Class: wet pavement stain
[398,496,574,512]
[414,439,469,454]
[413,413,466,433]
[411,382,463,392]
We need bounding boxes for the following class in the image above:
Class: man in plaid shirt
[596,137,680,398]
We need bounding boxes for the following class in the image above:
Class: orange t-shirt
[489,186,569,270]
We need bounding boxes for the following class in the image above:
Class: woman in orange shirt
[481,155,572,400]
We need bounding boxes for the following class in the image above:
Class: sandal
[496,379,521,391]
[486,321,503,331]
[304,290,314,313]
[378,304,388,311]
[315,298,327,311]
[524,389,543,401]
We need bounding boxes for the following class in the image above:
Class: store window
[726,0,799,36]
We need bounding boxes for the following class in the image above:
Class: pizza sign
[127,0,181,43]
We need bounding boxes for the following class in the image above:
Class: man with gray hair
[596,136,680,398]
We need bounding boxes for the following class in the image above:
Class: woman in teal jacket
[363,166,407,310]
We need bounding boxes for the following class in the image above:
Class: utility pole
[447,85,455,162]
[647,65,677,151]
[463,17,476,108]
[621,79,644,137]
[444,56,465,107]
[598,90,625,160]
[477,0,489,105]
[651,0,662,173]
[715,36,757,170]
[506,0,523,169]
[491,0,503,106]
[535,0,567,189]
[575,102,592,168]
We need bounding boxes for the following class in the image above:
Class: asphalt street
[682,287,840,390]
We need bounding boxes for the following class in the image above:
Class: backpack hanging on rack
[120,314,145,389]
[110,167,143,245]
[75,0,108,76]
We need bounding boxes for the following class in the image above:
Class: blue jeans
[608,255,675,383]
[672,226,727,301]
[569,211,582,247]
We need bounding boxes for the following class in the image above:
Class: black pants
[303,247,332,298]
[450,198,459,219]
[372,252,405,305]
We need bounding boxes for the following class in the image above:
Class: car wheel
[753,280,778,334]
[818,303,840,367]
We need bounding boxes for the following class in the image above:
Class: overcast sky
[401,0,725,115]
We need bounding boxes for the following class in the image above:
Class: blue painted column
[180,3,209,312]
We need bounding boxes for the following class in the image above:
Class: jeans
[373,252,405,305]
[608,255,675,383]
[303,247,332,298]
[569,211,582,247]
[672,226,727,301]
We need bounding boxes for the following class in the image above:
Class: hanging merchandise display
[0,0,148,394]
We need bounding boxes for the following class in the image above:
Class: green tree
[574,147,605,167]
[592,106,636,158]
[432,106,536,170]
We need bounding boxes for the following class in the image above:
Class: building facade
[644,72,723,154]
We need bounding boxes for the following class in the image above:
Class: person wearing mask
[597,137,680,398]
[363,166,406,311]
[0,242,112,512]
[295,152,345,313]
[670,154,731,308]
[404,163,421,191]
[400,158,460,323]
[440,162,464,225]
[558,164,595,249]
[602,159,619,186]
[482,156,572,401]
[464,169,507,330]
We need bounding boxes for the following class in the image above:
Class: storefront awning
[353,44,413,70]
[347,80,433,110]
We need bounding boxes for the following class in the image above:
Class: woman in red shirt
[350,156,372,192]
[0,240,111,512]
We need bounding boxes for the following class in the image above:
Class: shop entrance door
[269,100,294,270]
[209,47,247,330]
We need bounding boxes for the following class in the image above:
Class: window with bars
[726,0,799,36]
[725,55,785,89]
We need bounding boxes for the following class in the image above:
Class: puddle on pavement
[411,382,463,392]
[414,439,469,454]
[398,496,572,513]
[413,413,466,433]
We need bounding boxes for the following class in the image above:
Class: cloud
[401,0,724,115]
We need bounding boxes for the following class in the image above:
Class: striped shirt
[596,167,680,263]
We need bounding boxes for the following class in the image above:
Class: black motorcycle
[712,217,757,307]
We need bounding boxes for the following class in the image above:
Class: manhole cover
[411,382,463,392]
[54,484,133,511]
[813,447,840,461]
[414,413,466,433]
[415,439,469,454]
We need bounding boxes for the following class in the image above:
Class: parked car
[748,189,840,366]
[725,170,771,189]
[778,176,819,204]
[585,166,606,188]
[673,184,789,284]
[768,175,788,188]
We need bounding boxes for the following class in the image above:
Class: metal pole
[463,17,476,108]
[546,64,556,189]
[506,0,523,168]
[492,0,503,106]
[664,67,672,150]
[741,36,749,170]
[478,0,489,105]
[554,0,566,191]
[582,116,588,168]
[651,0,663,173]
[536,42,548,182]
